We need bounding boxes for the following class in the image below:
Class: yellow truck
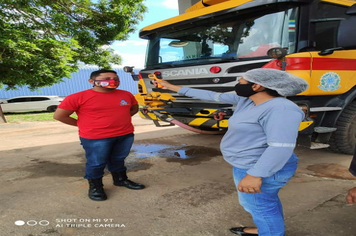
[125,0,356,154]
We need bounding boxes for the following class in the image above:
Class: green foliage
[4,111,77,123]
[0,0,146,89]
[4,111,56,122]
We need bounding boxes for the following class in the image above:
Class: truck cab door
[310,50,356,96]
[310,3,356,96]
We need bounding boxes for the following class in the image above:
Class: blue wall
[0,66,140,99]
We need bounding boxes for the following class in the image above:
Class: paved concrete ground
[0,115,356,236]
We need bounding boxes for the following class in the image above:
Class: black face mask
[234,83,257,97]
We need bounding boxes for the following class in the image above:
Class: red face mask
[94,79,120,89]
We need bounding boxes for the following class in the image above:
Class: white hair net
[243,68,309,96]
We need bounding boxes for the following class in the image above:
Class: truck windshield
[145,8,298,69]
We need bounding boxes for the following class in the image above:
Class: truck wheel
[328,101,356,154]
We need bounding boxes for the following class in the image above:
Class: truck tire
[328,101,356,154]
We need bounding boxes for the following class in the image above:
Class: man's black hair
[90,69,117,80]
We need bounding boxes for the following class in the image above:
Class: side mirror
[336,4,356,49]
[267,47,288,70]
[123,66,134,73]
[267,47,287,60]
[337,16,356,49]
[123,66,139,81]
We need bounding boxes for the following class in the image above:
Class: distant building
[0,66,140,99]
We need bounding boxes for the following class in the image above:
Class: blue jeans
[233,154,298,236]
[80,133,134,179]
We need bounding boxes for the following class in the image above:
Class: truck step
[310,107,342,112]
[310,142,330,149]
[314,127,337,133]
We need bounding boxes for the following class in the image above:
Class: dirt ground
[1,115,356,236]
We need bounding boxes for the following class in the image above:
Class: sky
[110,0,179,69]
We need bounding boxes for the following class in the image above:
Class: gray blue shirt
[178,87,304,177]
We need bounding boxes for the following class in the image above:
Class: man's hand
[238,174,262,193]
[130,104,139,116]
[346,187,356,204]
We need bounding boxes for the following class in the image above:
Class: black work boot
[111,171,145,190]
[87,178,107,201]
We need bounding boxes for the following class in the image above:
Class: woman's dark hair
[248,81,282,97]
[265,88,282,97]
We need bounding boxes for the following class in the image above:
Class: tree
[0,0,147,90]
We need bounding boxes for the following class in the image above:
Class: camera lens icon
[15,220,50,226]
[14,220,25,226]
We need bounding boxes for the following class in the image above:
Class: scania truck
[125,0,356,154]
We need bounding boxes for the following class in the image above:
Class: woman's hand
[238,174,262,193]
[153,80,182,92]
[346,187,356,204]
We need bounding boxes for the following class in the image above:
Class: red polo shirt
[58,89,138,139]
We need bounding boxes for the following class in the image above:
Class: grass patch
[4,111,77,123]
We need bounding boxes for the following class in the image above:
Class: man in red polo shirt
[347,146,356,204]
[54,69,145,201]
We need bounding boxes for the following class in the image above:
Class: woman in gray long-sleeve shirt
[154,68,308,236]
